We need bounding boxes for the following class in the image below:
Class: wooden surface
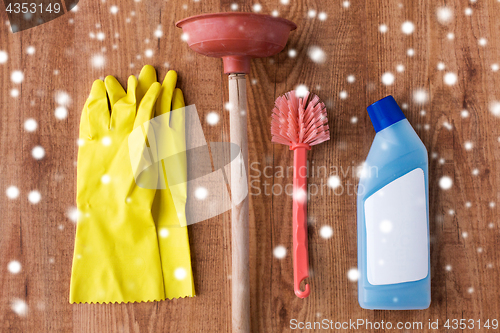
[1,0,500,332]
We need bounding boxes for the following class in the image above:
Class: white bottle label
[364,168,429,285]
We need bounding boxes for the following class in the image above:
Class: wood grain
[0,0,499,332]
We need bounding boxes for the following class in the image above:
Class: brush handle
[228,74,250,333]
[292,144,311,298]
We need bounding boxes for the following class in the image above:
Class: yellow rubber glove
[134,65,195,299]
[70,76,165,304]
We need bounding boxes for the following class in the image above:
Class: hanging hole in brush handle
[291,143,311,298]
[295,278,311,299]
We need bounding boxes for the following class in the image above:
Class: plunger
[176,13,296,333]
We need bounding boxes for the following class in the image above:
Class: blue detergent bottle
[357,95,431,310]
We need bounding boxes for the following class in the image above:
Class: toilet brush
[271,90,330,298]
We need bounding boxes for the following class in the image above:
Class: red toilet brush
[271,91,330,298]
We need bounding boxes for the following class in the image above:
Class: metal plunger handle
[228,74,250,333]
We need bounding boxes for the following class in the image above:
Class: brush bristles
[271,90,330,147]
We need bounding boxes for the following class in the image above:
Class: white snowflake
[32,146,45,159]
[327,175,341,189]
[7,260,21,274]
[0,50,8,63]
[6,186,20,199]
[54,106,68,120]
[381,72,395,85]
[401,21,415,34]
[24,118,37,132]
[439,176,453,190]
[91,54,105,68]
[252,3,262,12]
[489,101,500,117]
[11,299,28,317]
[194,187,208,200]
[379,220,393,233]
[206,112,220,125]
[295,84,309,98]
[101,174,111,184]
[273,245,287,259]
[28,190,41,204]
[55,90,71,106]
[413,89,428,104]
[101,136,111,146]
[66,207,80,223]
[347,268,359,281]
[159,227,169,238]
[174,267,187,280]
[443,121,453,130]
[11,70,24,84]
[307,46,326,64]
[154,29,163,38]
[320,225,333,239]
[437,7,453,24]
[444,72,457,85]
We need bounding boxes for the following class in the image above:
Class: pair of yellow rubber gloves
[70,65,195,303]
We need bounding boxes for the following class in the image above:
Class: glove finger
[104,75,126,108]
[134,82,161,129]
[137,65,157,104]
[170,88,185,132]
[126,75,138,106]
[109,76,137,132]
[79,82,98,140]
[155,70,177,117]
[79,107,90,140]
[87,80,110,137]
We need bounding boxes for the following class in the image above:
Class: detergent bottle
[357,95,431,310]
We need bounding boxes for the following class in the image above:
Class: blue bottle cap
[367,95,406,132]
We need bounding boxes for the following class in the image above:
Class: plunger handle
[228,74,250,333]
